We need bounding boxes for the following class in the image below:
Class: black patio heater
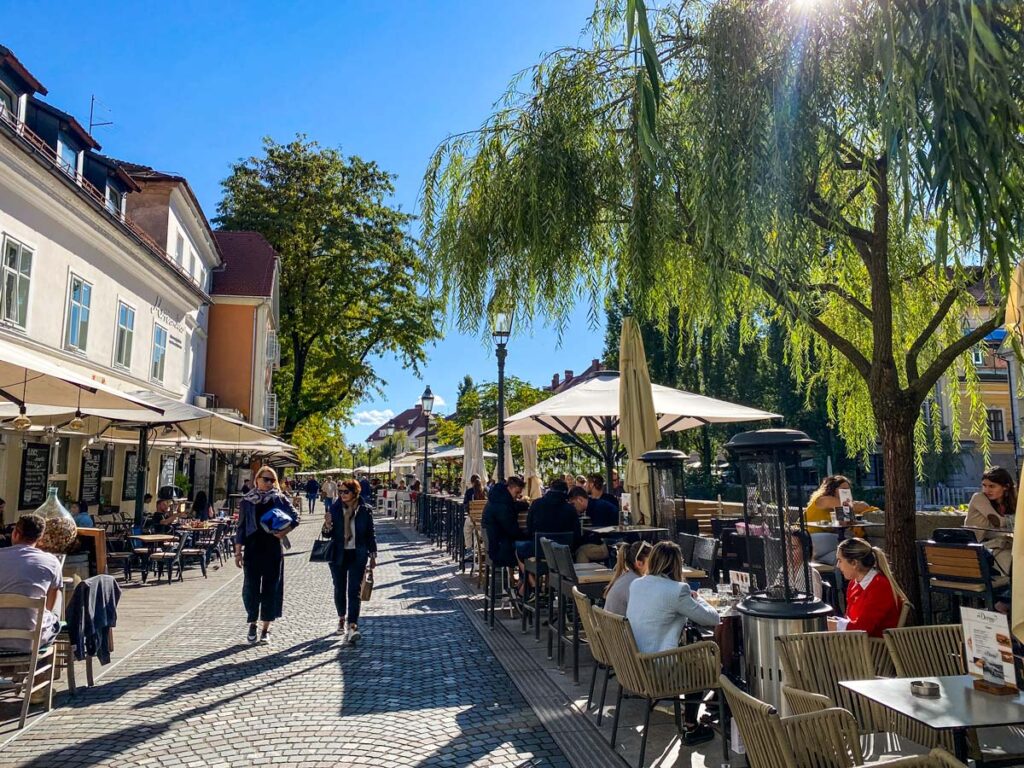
[639,449,696,535]
[725,428,831,710]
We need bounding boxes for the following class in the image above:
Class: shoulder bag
[360,567,374,601]
[309,534,334,563]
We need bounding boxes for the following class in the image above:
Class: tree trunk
[281,342,309,441]
[878,407,921,613]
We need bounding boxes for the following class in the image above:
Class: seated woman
[828,537,908,638]
[602,540,650,615]
[805,475,871,566]
[71,500,94,528]
[771,529,822,600]
[626,540,720,745]
[965,466,1014,577]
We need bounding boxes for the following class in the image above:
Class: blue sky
[5,0,608,443]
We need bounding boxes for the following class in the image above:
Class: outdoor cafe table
[131,534,175,584]
[840,675,1024,761]
[582,525,669,541]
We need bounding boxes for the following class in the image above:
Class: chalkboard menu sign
[18,442,51,510]
[79,448,103,505]
[122,450,138,502]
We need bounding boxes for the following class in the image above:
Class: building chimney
[592,358,601,369]
[551,374,560,389]
[564,369,573,383]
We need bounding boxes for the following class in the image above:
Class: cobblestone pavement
[0,515,571,768]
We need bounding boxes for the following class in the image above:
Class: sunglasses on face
[258,476,274,483]
[339,489,354,495]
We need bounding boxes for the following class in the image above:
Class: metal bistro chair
[591,606,722,768]
[917,540,1008,623]
[691,535,720,585]
[677,532,697,566]
[549,540,613,683]
[885,624,1024,767]
[0,594,57,728]
[149,531,189,584]
[521,530,573,639]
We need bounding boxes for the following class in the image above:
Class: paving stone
[0,515,568,767]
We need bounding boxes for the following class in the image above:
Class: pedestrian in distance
[235,467,299,645]
[324,478,377,644]
[305,475,320,515]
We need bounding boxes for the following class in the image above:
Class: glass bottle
[35,486,78,554]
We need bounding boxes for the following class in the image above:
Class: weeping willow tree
[422,0,1024,603]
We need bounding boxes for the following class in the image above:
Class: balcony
[264,392,278,431]
[0,108,209,300]
[266,330,280,370]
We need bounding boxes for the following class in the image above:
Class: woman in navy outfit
[324,478,377,644]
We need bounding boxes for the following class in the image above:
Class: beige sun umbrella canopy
[0,336,164,422]
[619,317,661,525]
[520,435,542,500]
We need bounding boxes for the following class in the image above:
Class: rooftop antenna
[88,95,113,135]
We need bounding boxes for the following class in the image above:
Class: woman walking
[324,478,377,643]
[235,467,299,644]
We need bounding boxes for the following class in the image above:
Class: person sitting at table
[482,475,526,578]
[191,490,214,521]
[147,491,179,533]
[805,475,871,566]
[569,487,615,563]
[626,540,719,745]
[965,466,1014,577]
[602,540,651,615]
[71,499,94,528]
[772,529,822,600]
[0,514,62,653]
[585,473,620,510]
[827,537,908,638]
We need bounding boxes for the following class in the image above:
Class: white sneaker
[347,627,361,645]
[336,621,346,636]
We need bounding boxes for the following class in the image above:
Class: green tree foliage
[216,136,440,439]
[291,413,345,468]
[421,1,1024,601]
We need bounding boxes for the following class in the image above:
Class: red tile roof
[0,45,46,95]
[211,231,279,297]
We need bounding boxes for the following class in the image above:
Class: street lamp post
[383,424,395,483]
[492,311,512,481]
[367,439,374,476]
[420,386,435,531]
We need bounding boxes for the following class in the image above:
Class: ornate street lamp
[492,310,512,481]
[383,423,395,482]
[420,385,434,530]
[366,438,374,476]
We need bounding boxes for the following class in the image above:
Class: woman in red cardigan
[827,537,908,638]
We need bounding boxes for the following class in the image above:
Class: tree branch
[912,309,1005,399]
[806,190,874,245]
[807,281,874,320]
[905,284,960,382]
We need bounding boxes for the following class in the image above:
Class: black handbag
[309,535,334,563]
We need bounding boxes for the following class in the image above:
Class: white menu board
[962,607,1016,689]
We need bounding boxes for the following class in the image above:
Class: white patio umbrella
[520,435,541,500]
[619,316,661,525]
[431,446,497,462]
[495,371,779,484]
[463,419,484,490]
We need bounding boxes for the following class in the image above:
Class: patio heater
[638,449,696,535]
[725,428,830,710]
[419,385,434,531]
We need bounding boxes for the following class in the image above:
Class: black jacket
[526,489,581,549]
[66,575,121,664]
[324,499,377,559]
[482,482,521,567]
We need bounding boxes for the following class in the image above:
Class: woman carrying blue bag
[323,478,376,644]
[235,466,299,644]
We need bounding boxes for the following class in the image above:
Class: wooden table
[75,527,107,576]
[840,675,1024,761]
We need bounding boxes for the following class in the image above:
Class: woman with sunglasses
[323,478,377,643]
[235,467,299,644]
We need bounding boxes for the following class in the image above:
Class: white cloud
[352,409,395,426]
[412,393,447,408]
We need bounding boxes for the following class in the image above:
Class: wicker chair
[776,631,948,755]
[884,625,1024,767]
[571,587,615,724]
[466,500,486,588]
[869,601,912,677]
[591,605,721,768]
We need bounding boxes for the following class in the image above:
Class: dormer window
[105,183,123,216]
[57,131,79,177]
[0,86,13,118]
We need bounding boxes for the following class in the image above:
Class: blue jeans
[329,548,369,625]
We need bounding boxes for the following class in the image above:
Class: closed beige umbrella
[521,435,542,500]
[619,316,661,525]
[1006,262,1024,643]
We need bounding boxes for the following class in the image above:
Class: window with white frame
[0,86,13,117]
[972,345,986,366]
[175,233,184,265]
[151,323,167,382]
[114,301,135,369]
[105,184,121,216]
[64,274,91,352]
[57,132,78,177]
[1,235,32,329]
[189,249,196,279]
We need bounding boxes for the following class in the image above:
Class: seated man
[585,473,620,510]
[0,514,63,652]
[146,492,179,533]
[570,487,616,564]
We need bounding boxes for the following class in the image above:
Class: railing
[915,485,978,510]
[263,392,278,431]
[0,108,209,299]
[266,330,280,370]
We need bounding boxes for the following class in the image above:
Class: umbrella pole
[604,419,615,492]
[133,427,149,530]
